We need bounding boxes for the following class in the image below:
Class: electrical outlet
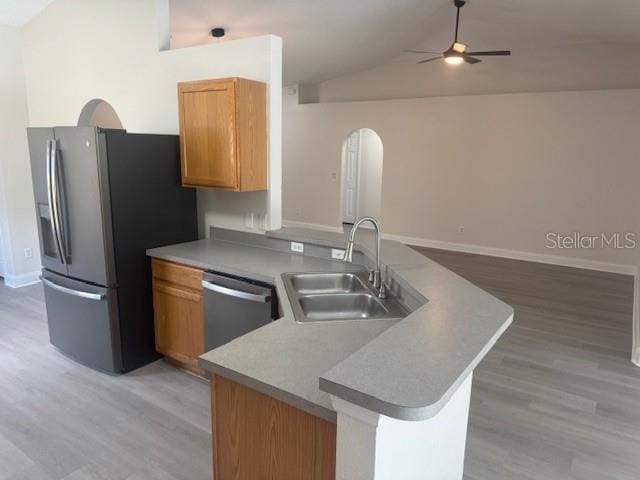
[290,242,304,253]
[458,225,465,234]
[331,248,345,260]
[24,248,33,259]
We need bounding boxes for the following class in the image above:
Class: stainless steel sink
[282,271,408,323]
[298,293,388,321]
[289,272,367,295]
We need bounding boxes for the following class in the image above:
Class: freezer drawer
[41,271,122,373]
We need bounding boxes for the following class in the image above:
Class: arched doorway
[340,128,383,225]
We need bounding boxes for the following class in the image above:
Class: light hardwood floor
[411,247,639,480]
[0,281,211,480]
[0,247,638,479]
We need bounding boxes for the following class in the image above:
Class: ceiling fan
[405,0,511,65]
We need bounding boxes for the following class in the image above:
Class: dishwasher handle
[202,280,270,303]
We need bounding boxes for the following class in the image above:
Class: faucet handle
[368,269,375,284]
[378,282,387,300]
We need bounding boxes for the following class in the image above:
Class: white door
[341,130,360,224]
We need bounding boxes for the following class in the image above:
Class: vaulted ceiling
[168,0,449,85]
[169,0,640,98]
[3,1,639,98]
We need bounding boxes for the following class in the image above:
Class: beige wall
[0,26,41,284]
[284,89,640,267]
[284,88,640,362]
[21,0,282,235]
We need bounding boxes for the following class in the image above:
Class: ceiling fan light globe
[453,42,467,53]
[444,55,464,65]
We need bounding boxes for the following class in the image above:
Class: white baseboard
[383,232,640,368]
[283,220,638,276]
[282,219,344,234]
[383,233,639,277]
[283,220,640,367]
[3,270,41,288]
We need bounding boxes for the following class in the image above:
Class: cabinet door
[152,280,204,368]
[179,80,238,189]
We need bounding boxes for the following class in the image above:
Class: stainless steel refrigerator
[27,127,198,373]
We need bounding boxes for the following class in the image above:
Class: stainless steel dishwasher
[202,271,278,351]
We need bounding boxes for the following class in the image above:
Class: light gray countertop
[147,227,513,423]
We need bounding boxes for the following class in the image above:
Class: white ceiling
[314,0,640,100]
[0,0,53,27]
[169,0,450,85]
[169,0,640,95]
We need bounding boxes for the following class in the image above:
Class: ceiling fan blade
[466,50,511,56]
[404,49,442,55]
[463,55,481,64]
[417,56,443,64]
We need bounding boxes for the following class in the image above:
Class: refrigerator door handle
[41,277,105,301]
[50,140,68,264]
[46,140,65,264]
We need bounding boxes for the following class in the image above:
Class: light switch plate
[290,242,304,253]
[331,248,345,260]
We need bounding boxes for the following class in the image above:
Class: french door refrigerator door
[27,127,68,276]
[42,270,122,373]
[53,127,116,286]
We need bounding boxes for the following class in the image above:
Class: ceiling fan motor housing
[452,42,467,53]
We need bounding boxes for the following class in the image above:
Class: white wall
[0,26,41,286]
[283,89,640,361]
[284,89,640,267]
[21,0,282,235]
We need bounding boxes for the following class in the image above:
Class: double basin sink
[282,271,408,323]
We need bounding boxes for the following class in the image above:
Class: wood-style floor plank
[1,244,639,480]
[410,246,639,480]
[0,281,211,480]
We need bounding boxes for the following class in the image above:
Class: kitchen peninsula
[147,226,513,480]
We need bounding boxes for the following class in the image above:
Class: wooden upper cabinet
[178,77,267,191]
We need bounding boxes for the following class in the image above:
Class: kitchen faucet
[344,217,387,299]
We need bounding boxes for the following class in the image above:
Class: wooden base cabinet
[212,375,337,480]
[151,259,204,374]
